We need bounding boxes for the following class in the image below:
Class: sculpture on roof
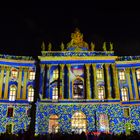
[103,42,107,51]
[48,42,52,51]
[41,41,46,51]
[60,42,65,51]
[67,28,88,49]
[110,42,113,51]
[91,42,95,51]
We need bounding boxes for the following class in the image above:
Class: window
[26,108,31,117]
[136,69,140,80]
[121,88,128,101]
[53,69,59,80]
[119,70,125,80]
[124,108,130,117]
[99,114,109,132]
[48,115,59,133]
[6,124,12,134]
[97,69,103,80]
[98,86,104,100]
[28,86,34,102]
[9,85,16,101]
[73,78,84,99]
[71,112,86,134]
[52,87,58,100]
[29,70,35,80]
[7,107,14,117]
[11,68,18,79]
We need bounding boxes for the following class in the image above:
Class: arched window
[136,69,140,80]
[73,78,84,99]
[28,86,34,102]
[97,69,103,80]
[52,87,58,100]
[99,114,109,132]
[98,86,104,100]
[119,70,125,80]
[9,85,16,101]
[48,115,59,133]
[28,70,35,81]
[11,68,18,79]
[121,88,128,101]
[53,69,59,80]
[71,112,86,134]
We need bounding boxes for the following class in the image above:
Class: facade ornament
[91,42,95,51]
[110,42,113,51]
[103,42,107,51]
[48,42,52,51]
[41,41,45,51]
[67,28,88,49]
[60,42,65,51]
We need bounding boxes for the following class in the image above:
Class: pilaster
[67,64,71,99]
[4,66,11,99]
[92,64,97,99]
[0,66,5,99]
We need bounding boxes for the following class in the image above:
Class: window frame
[98,86,104,100]
[28,86,34,102]
[121,87,128,101]
[11,68,18,79]
[52,87,58,100]
[96,68,103,80]
[119,70,125,81]
[28,70,35,81]
[53,69,59,80]
[9,85,16,101]
[136,69,140,80]
[7,107,14,118]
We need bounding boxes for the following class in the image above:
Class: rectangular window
[119,70,125,80]
[52,87,58,100]
[6,124,12,134]
[97,69,103,80]
[29,71,35,80]
[121,88,128,101]
[26,108,31,117]
[28,87,34,102]
[124,108,130,117]
[7,107,14,117]
[136,70,140,80]
[9,86,16,101]
[98,86,104,100]
[53,69,59,80]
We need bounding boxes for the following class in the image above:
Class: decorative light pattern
[28,86,34,102]
[119,70,125,80]
[35,103,140,134]
[9,85,16,101]
[121,88,128,101]
[98,86,104,100]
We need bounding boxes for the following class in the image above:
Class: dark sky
[0,2,140,57]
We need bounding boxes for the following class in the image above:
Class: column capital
[46,64,51,69]
[40,64,45,68]
[92,64,96,67]
[125,68,130,73]
[131,67,136,72]
[5,66,11,71]
[23,67,29,72]
[60,64,65,69]
[105,63,110,68]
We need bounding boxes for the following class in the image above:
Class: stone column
[105,64,112,99]
[22,67,28,99]
[111,64,120,99]
[0,66,5,99]
[4,66,11,99]
[92,64,97,99]
[132,68,139,100]
[126,68,133,100]
[59,64,65,99]
[67,64,71,99]
[85,64,91,99]
[17,67,23,99]
[46,64,51,99]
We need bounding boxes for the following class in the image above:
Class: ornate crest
[67,28,88,49]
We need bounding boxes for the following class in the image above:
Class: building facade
[0,29,140,135]
[36,29,140,135]
[0,55,36,133]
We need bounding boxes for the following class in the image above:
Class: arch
[71,111,87,134]
[99,114,109,132]
[72,77,84,99]
[48,115,59,133]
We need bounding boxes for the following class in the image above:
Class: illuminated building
[0,55,36,133]
[36,29,140,135]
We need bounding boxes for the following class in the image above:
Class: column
[22,67,28,99]
[111,64,120,99]
[0,66,5,99]
[46,64,51,99]
[4,66,11,99]
[67,64,71,99]
[126,68,133,100]
[92,64,98,99]
[59,64,65,99]
[39,64,45,98]
[85,64,91,99]
[105,64,112,99]
[17,67,23,99]
[132,68,139,100]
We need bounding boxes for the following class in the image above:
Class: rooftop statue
[41,41,46,51]
[48,42,52,51]
[91,42,95,51]
[67,28,89,50]
[110,42,113,51]
[103,42,107,51]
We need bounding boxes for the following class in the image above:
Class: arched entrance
[48,115,59,133]
[71,111,87,133]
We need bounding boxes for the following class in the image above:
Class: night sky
[0,2,140,57]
